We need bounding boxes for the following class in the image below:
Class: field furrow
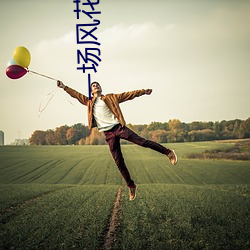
[0,185,119,249]
[103,186,123,250]
[119,184,250,250]
[0,142,249,249]
[0,185,75,224]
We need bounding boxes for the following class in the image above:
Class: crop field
[0,141,249,249]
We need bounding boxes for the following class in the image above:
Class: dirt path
[103,186,123,250]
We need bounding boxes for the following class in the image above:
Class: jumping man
[57,81,177,201]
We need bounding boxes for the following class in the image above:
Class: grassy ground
[120,184,249,250]
[0,141,249,249]
[0,184,118,249]
[186,139,250,161]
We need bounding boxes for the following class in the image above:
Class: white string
[67,99,75,106]
[37,89,79,117]
[27,69,77,117]
[28,69,58,81]
[38,88,58,118]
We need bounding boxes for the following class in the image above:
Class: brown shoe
[129,186,137,201]
[168,150,178,165]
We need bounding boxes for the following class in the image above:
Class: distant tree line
[29,118,250,145]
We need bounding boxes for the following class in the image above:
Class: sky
[0,0,249,144]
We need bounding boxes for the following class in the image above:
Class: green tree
[189,121,204,131]
[239,118,250,138]
[167,119,184,142]
[213,121,221,139]
[188,129,216,141]
[232,119,243,138]
[147,122,167,131]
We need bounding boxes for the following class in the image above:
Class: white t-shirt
[93,97,119,132]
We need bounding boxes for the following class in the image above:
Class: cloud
[30,23,166,81]
[30,22,177,70]
[99,22,155,45]
[29,11,250,90]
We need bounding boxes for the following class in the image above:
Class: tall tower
[0,131,4,146]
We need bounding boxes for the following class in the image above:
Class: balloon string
[38,88,58,118]
[37,90,76,117]
[28,69,77,116]
[28,69,58,81]
[67,100,75,106]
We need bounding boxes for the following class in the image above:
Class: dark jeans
[104,124,171,187]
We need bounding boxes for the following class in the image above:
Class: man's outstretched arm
[116,89,153,103]
[57,80,89,106]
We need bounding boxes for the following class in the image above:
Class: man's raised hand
[145,89,153,95]
[57,80,65,89]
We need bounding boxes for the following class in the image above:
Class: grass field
[0,141,249,249]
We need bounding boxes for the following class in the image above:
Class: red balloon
[6,65,27,79]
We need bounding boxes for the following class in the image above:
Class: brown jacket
[64,86,147,129]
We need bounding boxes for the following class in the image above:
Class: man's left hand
[145,89,153,95]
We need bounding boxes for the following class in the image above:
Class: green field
[0,141,249,249]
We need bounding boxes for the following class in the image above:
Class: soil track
[103,186,122,250]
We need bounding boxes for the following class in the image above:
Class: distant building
[0,131,4,145]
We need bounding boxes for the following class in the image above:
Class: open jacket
[64,86,147,130]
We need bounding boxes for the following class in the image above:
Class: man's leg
[104,131,135,188]
[118,125,177,165]
[119,126,171,154]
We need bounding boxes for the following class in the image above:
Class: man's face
[91,82,102,94]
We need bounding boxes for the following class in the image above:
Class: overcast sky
[0,0,249,144]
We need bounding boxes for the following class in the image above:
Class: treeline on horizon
[29,118,250,145]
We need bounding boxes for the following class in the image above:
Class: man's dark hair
[91,81,100,87]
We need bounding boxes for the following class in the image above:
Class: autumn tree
[85,128,106,145]
[29,118,250,145]
[66,123,90,145]
[45,129,57,145]
[29,130,46,145]
[150,129,167,143]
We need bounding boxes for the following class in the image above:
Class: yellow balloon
[13,46,31,68]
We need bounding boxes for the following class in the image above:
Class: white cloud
[99,22,155,45]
